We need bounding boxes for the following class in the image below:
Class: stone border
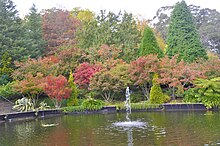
[0,110,61,122]
[162,103,208,111]
[0,104,213,122]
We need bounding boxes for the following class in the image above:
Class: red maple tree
[44,75,72,108]
[129,54,159,100]
[74,62,102,89]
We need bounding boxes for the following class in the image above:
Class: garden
[0,0,220,114]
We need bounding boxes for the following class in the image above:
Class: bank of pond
[0,103,216,122]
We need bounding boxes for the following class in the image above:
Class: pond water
[0,111,220,146]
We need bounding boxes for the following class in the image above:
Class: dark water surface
[1,111,220,146]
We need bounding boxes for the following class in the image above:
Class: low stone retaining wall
[0,110,61,122]
[162,103,208,111]
[0,104,212,122]
[64,106,117,115]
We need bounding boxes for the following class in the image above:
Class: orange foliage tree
[13,73,46,107]
[44,75,72,108]
[158,55,204,99]
[129,54,159,100]
[12,56,60,80]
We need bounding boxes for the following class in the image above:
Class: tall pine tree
[23,4,45,59]
[0,0,26,61]
[166,0,207,62]
[139,26,164,58]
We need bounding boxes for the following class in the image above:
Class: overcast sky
[12,0,220,19]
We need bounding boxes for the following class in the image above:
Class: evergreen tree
[23,4,45,59]
[139,26,164,58]
[150,74,166,104]
[166,1,207,62]
[0,52,13,85]
[0,0,26,61]
[76,10,141,62]
[67,71,79,106]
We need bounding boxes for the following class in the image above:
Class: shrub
[82,98,103,111]
[67,71,79,106]
[184,77,220,109]
[183,88,199,103]
[38,101,50,110]
[131,102,161,110]
[163,94,171,103]
[13,97,34,112]
[0,81,20,100]
[150,74,168,104]
[130,93,144,103]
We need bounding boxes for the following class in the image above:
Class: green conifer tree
[67,71,79,106]
[150,74,166,104]
[23,4,45,59]
[0,0,26,61]
[166,0,207,62]
[0,52,13,85]
[139,26,164,58]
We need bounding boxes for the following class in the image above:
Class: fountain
[113,87,146,128]
[125,86,131,121]
[112,87,146,146]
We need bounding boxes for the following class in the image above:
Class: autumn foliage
[44,75,72,108]
[12,73,45,107]
[129,54,159,99]
[74,62,102,89]
[12,56,60,80]
[42,9,80,54]
[158,55,204,98]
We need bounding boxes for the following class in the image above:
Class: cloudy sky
[12,0,220,19]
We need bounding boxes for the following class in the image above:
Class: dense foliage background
[0,0,219,109]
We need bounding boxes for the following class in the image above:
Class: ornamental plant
[44,75,72,108]
[12,73,45,108]
[150,74,166,104]
[129,54,159,100]
[74,62,101,89]
[184,77,220,109]
[67,71,79,106]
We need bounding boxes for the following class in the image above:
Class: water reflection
[1,111,220,145]
[127,128,133,146]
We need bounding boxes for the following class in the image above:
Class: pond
[0,111,220,146]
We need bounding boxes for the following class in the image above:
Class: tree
[42,8,80,54]
[74,63,101,89]
[129,54,159,100]
[44,75,72,108]
[139,26,164,58]
[12,56,60,80]
[56,47,83,77]
[196,58,220,79]
[67,71,79,106]
[0,0,26,61]
[152,5,220,56]
[165,1,207,62]
[0,52,14,85]
[90,64,130,102]
[23,4,45,59]
[12,73,45,108]
[76,10,141,62]
[150,74,167,104]
[158,55,204,99]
